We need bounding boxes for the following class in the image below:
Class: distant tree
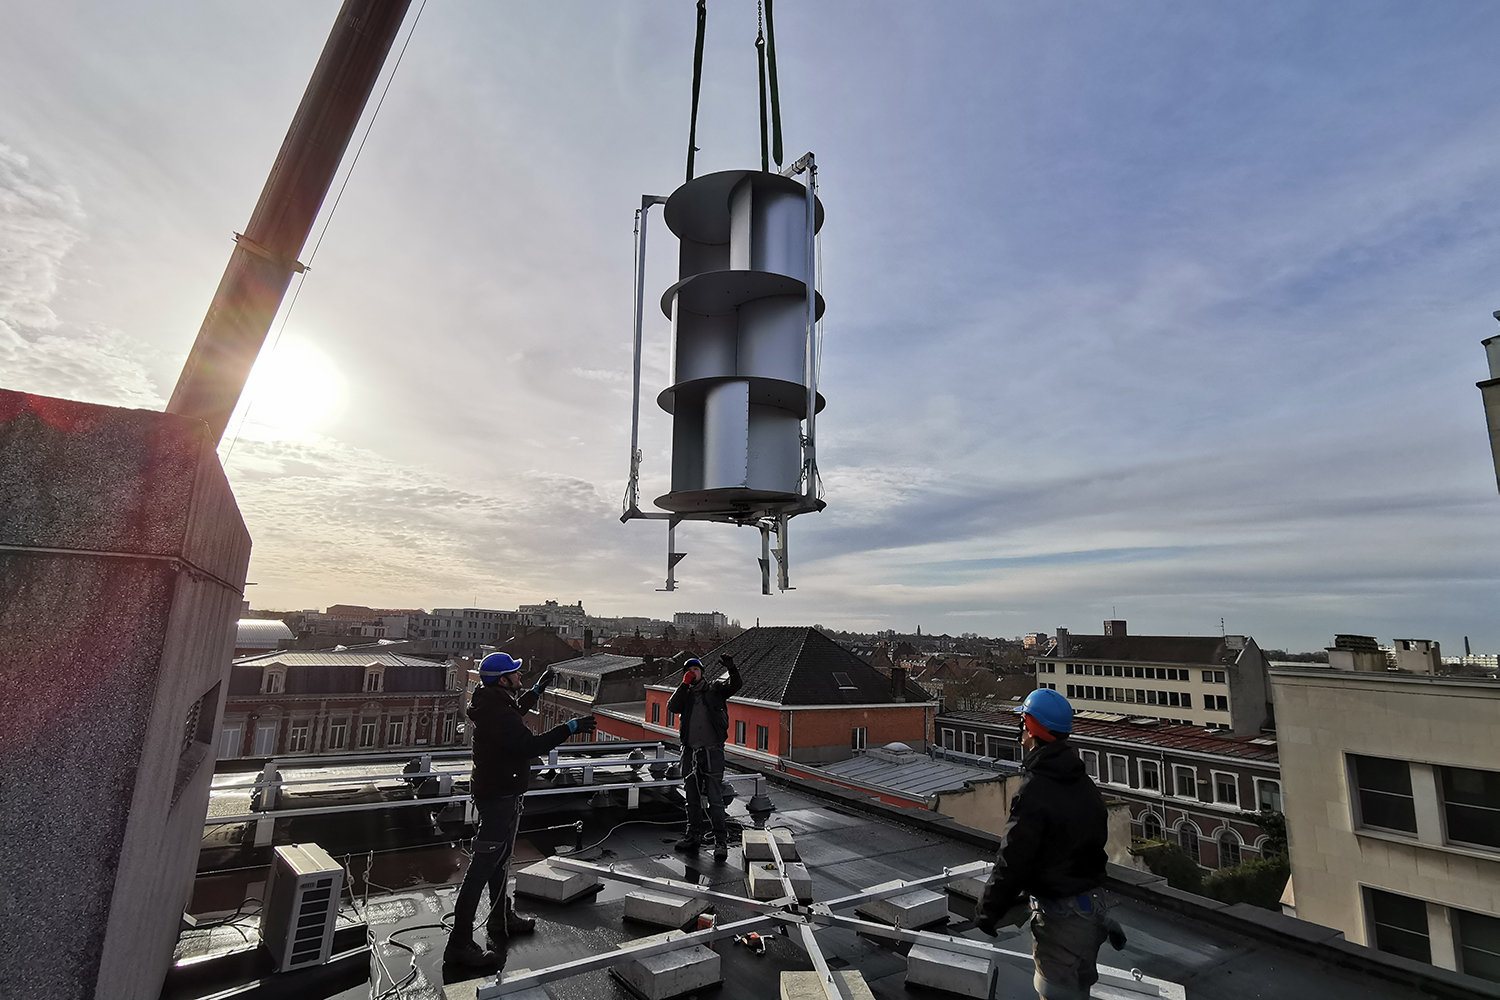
[1202,855,1290,911]
[1131,840,1203,894]
[1249,811,1287,857]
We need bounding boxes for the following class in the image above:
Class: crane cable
[756,1,785,171]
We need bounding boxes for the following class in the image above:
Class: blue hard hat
[478,652,522,682]
[1015,688,1073,733]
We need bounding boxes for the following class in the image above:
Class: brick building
[625,627,936,765]
[937,708,1282,871]
[224,649,464,758]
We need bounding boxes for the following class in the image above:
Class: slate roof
[1037,634,1248,666]
[649,627,932,706]
[550,653,648,677]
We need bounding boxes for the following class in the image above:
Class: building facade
[1034,623,1272,734]
[1271,668,1500,982]
[419,607,525,654]
[224,650,465,758]
[936,709,1281,871]
[673,611,729,634]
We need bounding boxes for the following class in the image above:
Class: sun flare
[232,336,348,441]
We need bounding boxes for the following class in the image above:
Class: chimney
[1103,620,1127,637]
[1056,628,1071,657]
[584,628,594,650]
[891,666,907,702]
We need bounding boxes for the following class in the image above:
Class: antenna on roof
[1221,618,1226,637]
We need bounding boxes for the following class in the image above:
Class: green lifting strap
[756,5,769,172]
[686,0,707,182]
[764,0,783,167]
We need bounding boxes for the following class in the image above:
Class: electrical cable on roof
[221,0,429,467]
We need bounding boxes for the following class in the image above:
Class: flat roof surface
[179,775,1456,1000]
[820,751,1017,798]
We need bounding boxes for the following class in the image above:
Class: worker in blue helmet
[975,688,1125,999]
[444,651,595,969]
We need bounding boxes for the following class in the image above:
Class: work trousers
[683,744,727,841]
[1029,891,1111,1000]
[451,793,523,937]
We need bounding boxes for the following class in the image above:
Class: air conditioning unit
[262,843,343,972]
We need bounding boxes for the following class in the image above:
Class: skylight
[833,671,857,690]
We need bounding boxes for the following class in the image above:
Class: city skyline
[7,3,1500,650]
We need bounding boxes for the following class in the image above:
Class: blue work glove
[567,715,597,735]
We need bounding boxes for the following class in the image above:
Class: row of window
[1368,888,1500,983]
[1060,664,1228,684]
[937,728,1282,811]
[221,713,457,757]
[1351,754,1500,851]
[1138,814,1248,868]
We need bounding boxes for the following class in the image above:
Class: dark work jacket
[468,683,574,797]
[977,738,1108,920]
[666,664,742,746]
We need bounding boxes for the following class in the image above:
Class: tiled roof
[650,627,931,706]
[231,650,442,668]
[942,709,1279,762]
[1038,634,1247,666]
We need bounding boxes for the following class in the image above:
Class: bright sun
[232,336,348,441]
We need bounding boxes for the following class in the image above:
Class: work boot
[674,834,702,852]
[443,932,499,968]
[504,897,537,935]
[713,837,729,862]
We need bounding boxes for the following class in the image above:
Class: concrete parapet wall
[0,391,251,1000]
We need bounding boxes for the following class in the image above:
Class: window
[1140,760,1161,792]
[253,722,277,756]
[364,668,384,693]
[853,727,868,751]
[446,668,458,690]
[1202,670,1213,682]
[323,721,345,750]
[219,725,242,758]
[1218,831,1241,868]
[288,725,308,753]
[941,728,955,750]
[442,714,455,744]
[1367,889,1430,964]
[262,669,284,694]
[1352,755,1417,834]
[1256,778,1282,813]
[984,735,1005,759]
[756,725,769,752]
[667,712,676,727]
[358,720,377,748]
[1180,693,1192,709]
[387,718,405,746]
[1439,765,1500,850]
[651,703,660,724]
[1079,750,1099,780]
[1213,772,1239,806]
[1457,908,1500,983]
[1173,765,1197,799]
[1177,823,1200,863]
[735,720,746,745]
[833,672,857,691]
[1141,812,1163,840]
[962,732,976,755]
[1206,694,1228,712]
[1107,755,1129,786]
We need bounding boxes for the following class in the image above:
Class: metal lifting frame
[621,157,822,593]
[476,843,1167,1000]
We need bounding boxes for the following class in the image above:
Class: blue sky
[4,2,1500,651]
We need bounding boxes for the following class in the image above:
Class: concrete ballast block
[624,889,710,928]
[855,879,948,929]
[906,942,994,998]
[514,860,602,903]
[946,876,987,920]
[780,970,875,1000]
[742,828,799,861]
[612,930,721,1000]
[746,861,812,901]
